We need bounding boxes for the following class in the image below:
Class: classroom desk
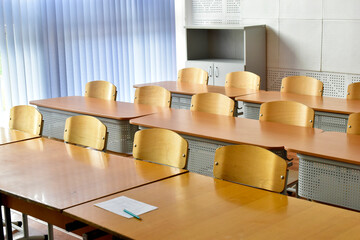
[30,96,164,153]
[130,108,322,177]
[0,127,39,145]
[133,81,257,111]
[235,91,360,132]
[286,131,360,211]
[0,137,187,239]
[64,172,360,240]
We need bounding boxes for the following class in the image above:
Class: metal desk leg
[4,207,12,240]
[0,206,4,240]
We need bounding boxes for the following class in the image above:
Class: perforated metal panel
[38,107,137,153]
[171,94,192,110]
[189,0,240,25]
[298,154,360,211]
[314,111,348,132]
[243,102,260,120]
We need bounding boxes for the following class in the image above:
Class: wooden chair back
[134,86,171,107]
[191,92,235,117]
[214,145,287,193]
[259,101,315,128]
[225,71,260,90]
[64,115,107,151]
[85,80,117,101]
[281,76,323,96]
[347,82,360,100]
[347,112,360,135]
[133,128,188,168]
[177,68,208,85]
[9,105,43,135]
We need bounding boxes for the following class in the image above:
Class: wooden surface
[85,80,117,101]
[347,82,360,100]
[133,128,188,169]
[281,76,323,96]
[0,138,187,211]
[190,92,235,116]
[134,86,171,108]
[287,131,360,165]
[133,81,257,98]
[30,96,165,120]
[236,90,360,114]
[64,115,107,150]
[347,112,360,135]
[259,100,315,128]
[214,145,287,193]
[0,127,39,145]
[177,67,208,85]
[225,71,260,90]
[130,108,322,150]
[64,172,360,240]
[10,105,43,135]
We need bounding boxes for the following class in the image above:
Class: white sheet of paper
[95,196,158,218]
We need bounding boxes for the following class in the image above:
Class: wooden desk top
[0,127,39,145]
[30,96,165,120]
[133,81,257,98]
[130,108,322,150]
[287,131,360,165]
[235,91,360,115]
[0,138,186,211]
[64,173,360,239]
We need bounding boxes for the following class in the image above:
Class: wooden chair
[177,67,208,85]
[134,86,171,107]
[347,112,360,135]
[259,100,315,128]
[9,105,43,135]
[85,80,117,101]
[133,128,188,168]
[214,145,288,193]
[281,76,323,96]
[64,115,107,151]
[225,71,260,90]
[347,82,360,100]
[190,92,235,117]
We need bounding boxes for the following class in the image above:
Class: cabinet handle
[215,67,219,78]
[209,66,212,78]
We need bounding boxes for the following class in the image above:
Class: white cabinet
[185,25,266,89]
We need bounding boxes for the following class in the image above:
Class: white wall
[176,0,360,98]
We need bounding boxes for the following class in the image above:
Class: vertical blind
[0,0,176,110]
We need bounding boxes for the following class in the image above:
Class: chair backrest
[213,145,287,193]
[347,112,360,135]
[225,71,260,90]
[85,80,117,101]
[9,105,43,135]
[134,86,171,108]
[177,68,208,85]
[133,128,188,168]
[64,115,107,151]
[281,76,323,96]
[259,101,315,128]
[190,92,235,117]
[347,82,360,100]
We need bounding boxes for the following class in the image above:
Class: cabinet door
[185,60,214,85]
[213,62,244,86]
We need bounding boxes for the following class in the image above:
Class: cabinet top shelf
[185,25,265,30]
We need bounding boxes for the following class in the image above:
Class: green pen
[123,209,142,220]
